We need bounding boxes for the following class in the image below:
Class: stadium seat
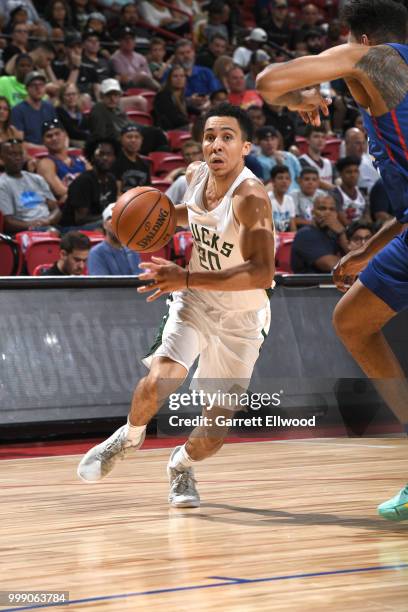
[167,130,192,152]
[275,231,296,273]
[148,152,185,176]
[126,110,153,126]
[26,145,49,158]
[32,263,53,276]
[15,230,59,253]
[322,138,342,162]
[295,136,308,155]
[78,230,104,246]
[24,237,61,275]
[123,89,156,113]
[139,244,172,263]
[0,233,23,275]
[171,230,193,267]
[151,178,172,192]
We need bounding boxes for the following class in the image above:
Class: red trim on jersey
[372,116,396,162]
[391,110,408,161]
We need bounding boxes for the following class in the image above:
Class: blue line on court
[2,563,408,612]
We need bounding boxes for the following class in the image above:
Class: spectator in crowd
[166,140,203,204]
[256,125,301,190]
[298,3,323,36]
[323,19,347,49]
[5,41,56,84]
[80,28,115,89]
[292,167,326,227]
[196,33,228,70]
[138,0,188,35]
[113,124,151,193]
[291,194,348,273]
[346,220,374,252]
[0,96,23,150]
[87,78,127,140]
[247,104,267,133]
[343,127,379,194]
[299,125,334,190]
[209,88,228,107]
[40,230,90,276]
[44,0,74,35]
[147,37,170,82]
[226,65,263,108]
[245,50,270,90]
[87,203,141,276]
[303,29,325,55]
[3,21,30,64]
[267,165,296,232]
[11,71,57,145]
[1,1,46,37]
[369,177,394,224]
[332,156,371,225]
[263,0,294,50]
[71,0,91,31]
[37,118,86,202]
[263,102,296,149]
[199,0,230,43]
[0,53,33,107]
[111,26,160,92]
[153,65,191,131]
[212,54,234,90]
[60,137,118,230]
[56,82,89,145]
[233,27,268,70]
[85,12,113,50]
[0,138,61,234]
[172,39,221,103]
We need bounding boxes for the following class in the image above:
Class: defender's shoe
[378,485,408,521]
[167,447,200,508]
[77,425,146,482]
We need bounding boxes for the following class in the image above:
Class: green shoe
[378,485,408,521]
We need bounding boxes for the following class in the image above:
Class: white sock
[169,444,195,471]
[126,418,146,445]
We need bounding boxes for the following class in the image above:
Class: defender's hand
[137,257,188,302]
[332,251,368,293]
[292,89,331,126]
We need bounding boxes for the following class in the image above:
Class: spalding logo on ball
[112,187,177,252]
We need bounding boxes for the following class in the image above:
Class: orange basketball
[112,187,177,252]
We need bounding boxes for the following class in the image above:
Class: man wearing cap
[113,124,151,193]
[0,52,33,107]
[37,119,86,202]
[256,125,301,190]
[233,28,268,70]
[80,29,116,94]
[111,26,159,92]
[11,71,57,145]
[87,203,141,276]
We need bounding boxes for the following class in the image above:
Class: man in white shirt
[233,28,268,70]
[299,124,334,190]
[343,127,379,194]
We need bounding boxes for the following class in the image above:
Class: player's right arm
[174,160,202,227]
[333,218,406,291]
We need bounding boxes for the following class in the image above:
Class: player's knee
[332,301,355,339]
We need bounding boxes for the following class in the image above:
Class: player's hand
[332,251,368,293]
[291,88,331,126]
[137,257,188,302]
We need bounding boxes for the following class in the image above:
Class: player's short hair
[346,219,374,240]
[341,0,408,44]
[304,124,326,137]
[60,232,91,254]
[336,155,361,172]
[204,102,253,141]
[270,164,290,179]
[84,137,120,162]
[299,166,319,178]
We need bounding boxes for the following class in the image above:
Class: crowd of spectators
[0,0,394,276]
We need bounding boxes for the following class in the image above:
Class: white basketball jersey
[183,162,270,312]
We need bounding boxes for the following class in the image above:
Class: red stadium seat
[151,178,172,192]
[123,90,156,113]
[295,136,308,155]
[167,130,192,152]
[139,244,172,263]
[322,138,342,162]
[126,110,153,126]
[0,233,23,275]
[32,262,53,276]
[275,231,296,273]
[148,152,185,176]
[171,230,193,267]
[25,237,61,275]
[15,230,59,253]
[78,230,104,246]
[26,145,49,158]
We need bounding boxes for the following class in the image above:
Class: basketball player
[77,103,275,508]
[256,0,408,521]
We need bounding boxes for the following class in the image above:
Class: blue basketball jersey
[360,43,408,223]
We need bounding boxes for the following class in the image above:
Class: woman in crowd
[153,65,192,131]
[56,83,89,145]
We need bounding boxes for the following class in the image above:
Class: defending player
[256,0,408,520]
[77,104,275,508]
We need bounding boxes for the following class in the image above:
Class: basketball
[112,187,177,252]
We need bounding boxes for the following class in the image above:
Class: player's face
[61,249,88,275]
[299,173,319,195]
[203,116,251,176]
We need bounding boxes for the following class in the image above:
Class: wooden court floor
[2,438,408,611]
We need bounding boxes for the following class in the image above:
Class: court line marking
[2,563,408,611]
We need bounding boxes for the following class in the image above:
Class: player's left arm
[256,44,366,113]
[137,180,275,301]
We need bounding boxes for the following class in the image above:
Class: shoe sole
[378,503,408,521]
[170,499,201,508]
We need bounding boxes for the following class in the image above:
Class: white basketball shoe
[167,446,200,507]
